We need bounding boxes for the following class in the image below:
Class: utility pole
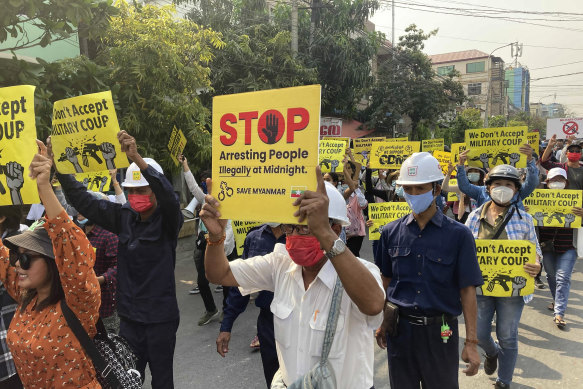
[291,0,298,55]
[484,42,515,127]
[392,0,395,53]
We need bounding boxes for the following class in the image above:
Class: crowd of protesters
[0,129,580,389]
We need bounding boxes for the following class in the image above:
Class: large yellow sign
[232,220,263,256]
[75,170,112,192]
[451,142,467,164]
[352,136,385,165]
[523,189,582,228]
[318,139,345,173]
[212,85,321,223]
[465,126,528,169]
[527,131,540,149]
[168,126,187,166]
[422,138,444,154]
[475,240,535,297]
[368,202,411,240]
[51,91,129,174]
[370,141,421,169]
[0,85,40,205]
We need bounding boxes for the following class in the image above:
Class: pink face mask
[128,194,154,213]
[285,235,325,267]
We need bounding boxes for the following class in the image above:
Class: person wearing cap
[537,167,583,329]
[0,206,23,389]
[457,144,539,209]
[0,141,101,388]
[465,164,542,389]
[201,168,385,389]
[542,135,583,190]
[53,131,183,389]
[375,152,483,388]
[216,223,286,387]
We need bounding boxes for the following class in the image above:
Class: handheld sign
[446,178,459,201]
[75,170,112,192]
[523,189,582,228]
[527,131,539,149]
[0,85,40,205]
[352,136,385,165]
[451,143,467,165]
[168,126,187,166]
[370,141,420,169]
[368,202,411,240]
[51,91,129,174]
[232,221,263,256]
[475,240,535,297]
[212,85,321,223]
[465,126,528,170]
[422,138,444,154]
[434,150,454,177]
[318,139,345,173]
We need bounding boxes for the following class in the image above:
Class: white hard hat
[325,181,350,227]
[547,167,567,181]
[122,158,164,187]
[396,152,444,185]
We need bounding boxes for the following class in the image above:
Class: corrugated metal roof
[428,49,489,65]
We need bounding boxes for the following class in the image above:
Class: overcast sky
[371,0,583,116]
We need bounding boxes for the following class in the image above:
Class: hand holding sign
[519,144,533,161]
[29,140,52,187]
[292,166,333,242]
[200,178,229,241]
[118,130,138,161]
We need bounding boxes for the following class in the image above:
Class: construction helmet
[325,181,350,226]
[122,158,164,187]
[485,164,522,189]
[395,152,444,185]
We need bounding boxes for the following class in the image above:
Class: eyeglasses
[281,224,311,235]
[9,252,46,270]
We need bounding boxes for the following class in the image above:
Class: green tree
[366,25,465,140]
[438,108,483,145]
[487,115,506,128]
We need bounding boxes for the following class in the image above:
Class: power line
[531,71,583,81]
[528,60,583,70]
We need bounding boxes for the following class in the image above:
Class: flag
[290,186,307,198]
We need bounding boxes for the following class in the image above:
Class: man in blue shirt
[216,223,285,387]
[54,131,183,389]
[375,152,483,389]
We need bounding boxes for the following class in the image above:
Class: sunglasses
[9,252,46,270]
[281,219,334,235]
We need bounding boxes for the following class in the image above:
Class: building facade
[428,49,507,119]
[506,66,530,113]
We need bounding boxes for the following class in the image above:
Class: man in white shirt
[201,169,385,388]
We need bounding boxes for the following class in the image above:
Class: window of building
[468,83,482,95]
[437,65,455,76]
[466,61,485,73]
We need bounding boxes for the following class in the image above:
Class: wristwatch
[325,238,346,260]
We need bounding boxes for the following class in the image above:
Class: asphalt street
[143,233,583,389]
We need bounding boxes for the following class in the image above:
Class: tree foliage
[366,25,465,140]
[0,0,116,52]
[439,108,483,145]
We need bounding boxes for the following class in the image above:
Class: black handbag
[60,301,142,389]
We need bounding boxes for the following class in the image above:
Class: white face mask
[490,186,515,205]
[548,181,566,190]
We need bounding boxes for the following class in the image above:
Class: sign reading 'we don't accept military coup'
[212,85,321,224]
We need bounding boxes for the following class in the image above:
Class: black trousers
[257,308,279,388]
[346,235,365,257]
[120,317,180,389]
[194,234,217,312]
[386,317,459,389]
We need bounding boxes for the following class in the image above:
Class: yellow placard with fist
[232,220,263,256]
[51,91,129,174]
[0,85,40,205]
[465,126,528,169]
[475,240,535,297]
[368,202,411,240]
[74,170,112,193]
[523,189,582,228]
[319,139,345,173]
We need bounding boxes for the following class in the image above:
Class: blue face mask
[403,189,435,214]
[395,186,404,198]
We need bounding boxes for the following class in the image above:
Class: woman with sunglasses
[0,141,101,388]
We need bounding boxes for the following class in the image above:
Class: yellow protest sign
[388,137,408,142]
[368,202,411,240]
[422,138,444,154]
[475,240,535,297]
[523,189,582,228]
[232,220,263,256]
[51,91,129,174]
[75,170,112,192]
[451,142,467,165]
[0,85,40,205]
[527,131,540,149]
[370,141,421,169]
[322,136,349,150]
[212,85,321,223]
[465,126,528,169]
[352,136,385,165]
[447,178,459,201]
[433,150,454,177]
[168,126,187,166]
[319,139,345,173]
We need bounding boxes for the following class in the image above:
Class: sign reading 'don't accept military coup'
[212,85,321,223]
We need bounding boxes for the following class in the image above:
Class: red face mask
[567,152,582,162]
[128,194,154,213]
[285,235,325,267]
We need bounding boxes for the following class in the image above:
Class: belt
[401,313,457,326]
